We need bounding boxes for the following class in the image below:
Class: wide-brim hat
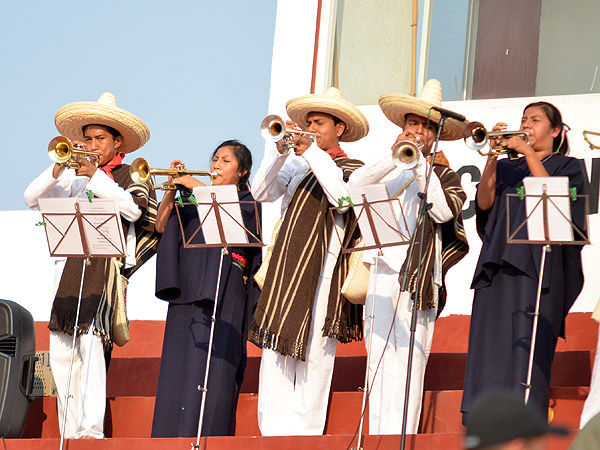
[286,87,369,142]
[54,92,150,154]
[378,79,466,141]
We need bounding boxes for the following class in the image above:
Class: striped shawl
[49,164,159,351]
[401,164,469,313]
[249,157,363,361]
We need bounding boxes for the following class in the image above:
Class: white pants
[581,325,600,428]
[50,327,106,439]
[365,262,436,435]
[257,270,338,436]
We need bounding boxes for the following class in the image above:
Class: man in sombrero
[348,79,469,435]
[24,92,158,439]
[250,87,368,435]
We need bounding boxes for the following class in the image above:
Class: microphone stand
[398,113,449,450]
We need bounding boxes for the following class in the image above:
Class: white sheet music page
[38,198,125,257]
[523,176,573,242]
[192,185,248,245]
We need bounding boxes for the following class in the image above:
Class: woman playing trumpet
[461,102,587,423]
[151,140,262,437]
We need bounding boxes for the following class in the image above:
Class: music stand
[38,197,125,450]
[505,176,589,404]
[182,185,263,450]
[331,182,412,450]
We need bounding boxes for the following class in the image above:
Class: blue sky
[1,0,276,210]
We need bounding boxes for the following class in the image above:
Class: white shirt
[251,143,352,280]
[348,153,453,285]
[24,164,142,269]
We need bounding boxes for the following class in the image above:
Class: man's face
[397,113,439,156]
[83,125,122,167]
[306,112,345,150]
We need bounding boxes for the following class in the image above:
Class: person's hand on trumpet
[276,120,313,156]
[490,122,532,157]
[167,159,207,189]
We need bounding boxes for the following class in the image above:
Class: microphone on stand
[431,106,466,122]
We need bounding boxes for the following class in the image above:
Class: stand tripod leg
[400,289,419,450]
[524,244,550,405]
[194,248,226,450]
[355,253,382,450]
[59,257,88,450]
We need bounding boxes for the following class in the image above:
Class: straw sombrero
[54,92,150,154]
[378,79,466,141]
[286,87,369,142]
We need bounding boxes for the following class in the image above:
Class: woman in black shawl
[461,102,587,423]
[151,140,261,437]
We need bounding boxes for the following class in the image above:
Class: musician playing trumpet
[151,140,262,438]
[250,88,368,436]
[347,79,469,435]
[461,101,587,424]
[23,92,157,439]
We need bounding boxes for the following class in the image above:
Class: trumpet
[583,130,600,150]
[392,136,423,170]
[260,115,316,150]
[48,136,100,169]
[130,157,217,190]
[463,122,529,160]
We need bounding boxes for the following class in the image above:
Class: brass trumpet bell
[260,115,286,142]
[463,122,529,159]
[130,157,217,190]
[392,138,422,170]
[48,136,100,169]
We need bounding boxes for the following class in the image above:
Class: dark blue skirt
[461,265,558,423]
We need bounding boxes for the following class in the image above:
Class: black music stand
[38,197,125,450]
[506,177,588,404]
[183,185,262,450]
[331,182,412,450]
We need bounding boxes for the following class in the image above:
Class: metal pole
[193,248,227,449]
[59,257,88,450]
[524,244,550,404]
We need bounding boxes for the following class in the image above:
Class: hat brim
[55,102,150,154]
[286,96,369,142]
[378,93,466,141]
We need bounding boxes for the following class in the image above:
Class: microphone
[431,106,466,123]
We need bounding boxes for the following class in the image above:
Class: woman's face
[210,145,245,187]
[520,106,560,153]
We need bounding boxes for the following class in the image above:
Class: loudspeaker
[0,300,36,438]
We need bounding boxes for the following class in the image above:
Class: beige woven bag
[254,217,283,290]
[112,273,130,347]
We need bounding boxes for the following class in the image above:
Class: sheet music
[523,176,574,242]
[348,184,409,247]
[38,198,126,257]
[192,185,248,245]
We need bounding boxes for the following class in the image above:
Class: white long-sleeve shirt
[347,153,451,280]
[24,164,142,275]
[251,143,351,214]
[251,143,352,281]
[24,164,142,222]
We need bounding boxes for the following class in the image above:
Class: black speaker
[0,300,36,438]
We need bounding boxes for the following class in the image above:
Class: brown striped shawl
[249,157,364,361]
[401,164,469,313]
[49,164,159,351]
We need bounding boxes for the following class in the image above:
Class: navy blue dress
[151,189,261,437]
[461,155,586,422]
